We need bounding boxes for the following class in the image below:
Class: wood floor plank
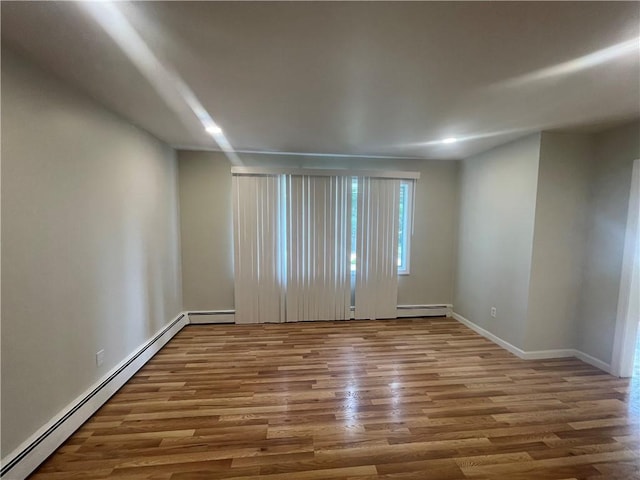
[29,318,640,479]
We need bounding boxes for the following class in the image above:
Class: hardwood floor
[30,318,640,479]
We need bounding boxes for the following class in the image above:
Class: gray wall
[1,49,182,457]
[578,121,640,364]
[525,133,594,351]
[178,150,459,310]
[454,134,541,350]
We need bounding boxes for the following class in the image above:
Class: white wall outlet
[96,349,105,367]
[490,307,497,318]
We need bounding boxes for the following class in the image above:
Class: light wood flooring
[30,318,640,479]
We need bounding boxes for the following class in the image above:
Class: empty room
[2,1,640,479]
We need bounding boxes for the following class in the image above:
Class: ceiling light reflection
[206,124,223,135]
[403,128,528,149]
[80,1,241,165]
[503,36,640,88]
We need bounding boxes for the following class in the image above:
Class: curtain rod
[230,166,420,180]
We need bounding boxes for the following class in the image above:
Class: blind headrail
[231,166,420,180]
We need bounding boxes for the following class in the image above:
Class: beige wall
[578,121,640,364]
[524,132,594,351]
[1,49,182,457]
[455,123,640,359]
[178,151,235,310]
[178,150,459,310]
[454,134,541,349]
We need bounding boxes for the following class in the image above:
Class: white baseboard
[397,304,452,318]
[574,350,612,373]
[1,313,188,480]
[187,310,235,324]
[452,312,528,358]
[452,312,611,373]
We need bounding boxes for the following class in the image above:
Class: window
[350,177,413,275]
[232,167,419,322]
[397,180,413,275]
[351,177,358,272]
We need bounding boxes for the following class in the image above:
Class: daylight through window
[350,177,413,275]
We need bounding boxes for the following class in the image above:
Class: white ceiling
[2,1,639,160]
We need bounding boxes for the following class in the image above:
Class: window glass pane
[398,181,412,274]
[399,183,406,268]
[351,177,357,272]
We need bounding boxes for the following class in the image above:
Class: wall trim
[611,158,640,377]
[0,313,188,480]
[574,350,613,374]
[231,166,420,180]
[452,312,611,373]
[397,304,452,318]
[173,145,428,161]
[185,306,453,323]
[520,348,577,360]
[452,312,528,358]
[187,310,235,324]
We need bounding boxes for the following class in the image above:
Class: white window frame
[398,180,413,276]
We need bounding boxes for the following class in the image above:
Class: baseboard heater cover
[1,313,188,480]
[396,304,452,318]
[187,310,235,324]
[186,306,453,322]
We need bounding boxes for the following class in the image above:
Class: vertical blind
[232,174,285,324]
[286,175,351,321]
[354,177,401,320]
[232,168,419,324]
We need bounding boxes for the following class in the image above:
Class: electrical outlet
[96,349,105,367]
[490,307,497,318]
